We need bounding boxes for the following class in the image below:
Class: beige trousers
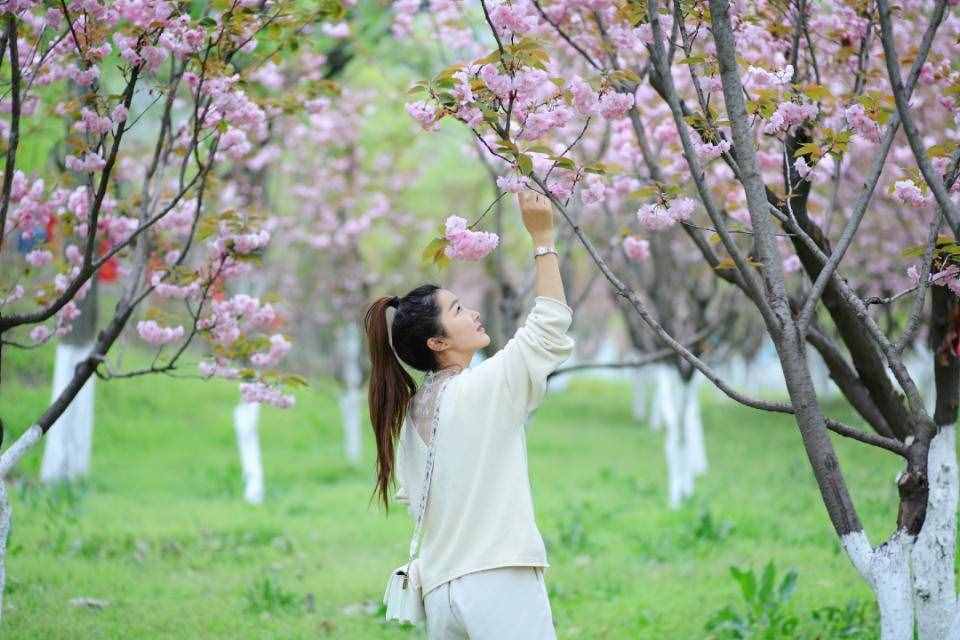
[423,566,557,640]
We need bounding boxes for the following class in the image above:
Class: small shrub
[808,600,878,639]
[243,574,301,615]
[692,508,734,543]
[705,561,799,639]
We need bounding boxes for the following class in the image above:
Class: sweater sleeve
[484,296,575,414]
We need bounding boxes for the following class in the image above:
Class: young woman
[364,190,574,639]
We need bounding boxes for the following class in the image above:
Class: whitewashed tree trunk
[40,341,96,483]
[0,480,9,620]
[657,368,709,508]
[649,364,669,432]
[631,367,650,421]
[339,324,363,466]
[683,373,708,478]
[233,402,264,505]
[843,529,916,640]
[841,430,960,640]
[912,424,959,640]
[0,424,43,622]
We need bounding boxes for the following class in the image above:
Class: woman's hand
[518,190,555,245]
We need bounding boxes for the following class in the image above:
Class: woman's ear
[426,335,448,353]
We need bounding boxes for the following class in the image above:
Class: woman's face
[428,289,490,360]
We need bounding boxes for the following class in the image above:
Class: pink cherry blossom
[623,236,650,262]
[568,76,599,116]
[892,179,926,208]
[240,381,296,408]
[137,320,185,346]
[580,174,607,206]
[844,104,881,143]
[490,2,536,35]
[443,215,499,261]
[794,157,812,179]
[669,197,697,222]
[598,92,635,119]
[763,101,818,135]
[65,151,107,173]
[250,333,292,368]
[406,100,440,131]
[637,203,674,231]
[25,249,53,267]
[30,325,52,343]
[497,174,530,193]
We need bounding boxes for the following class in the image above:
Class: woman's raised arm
[518,190,566,304]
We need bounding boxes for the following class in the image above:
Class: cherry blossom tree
[400,0,960,636]
[0,0,352,618]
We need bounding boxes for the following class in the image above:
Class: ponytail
[364,296,416,512]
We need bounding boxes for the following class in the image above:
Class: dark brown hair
[364,284,444,511]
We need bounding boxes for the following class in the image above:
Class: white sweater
[395,296,575,596]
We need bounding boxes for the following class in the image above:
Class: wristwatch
[534,245,558,258]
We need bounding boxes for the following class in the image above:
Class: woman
[364,190,574,639]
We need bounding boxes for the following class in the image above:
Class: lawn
[0,344,917,638]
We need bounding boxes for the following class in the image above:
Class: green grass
[0,344,922,638]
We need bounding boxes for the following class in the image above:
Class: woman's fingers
[517,189,551,214]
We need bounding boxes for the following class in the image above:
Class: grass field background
[1,343,926,638]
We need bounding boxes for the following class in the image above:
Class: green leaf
[793,142,821,159]
[550,156,576,170]
[198,16,217,27]
[729,566,757,603]
[524,143,554,155]
[474,50,501,66]
[928,142,958,158]
[517,153,533,176]
[778,569,798,602]
[758,561,776,604]
[407,82,429,96]
[435,63,464,82]
[801,83,830,101]
[281,373,309,388]
[630,184,660,199]
[678,53,707,66]
[422,237,449,267]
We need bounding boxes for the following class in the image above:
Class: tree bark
[233,401,264,505]
[40,340,96,483]
[911,425,958,640]
[339,323,363,465]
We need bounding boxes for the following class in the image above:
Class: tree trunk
[649,364,668,432]
[683,373,708,478]
[339,323,363,466]
[631,363,651,421]
[40,340,96,483]
[843,529,916,640]
[0,480,9,622]
[40,278,98,483]
[656,367,707,508]
[0,424,43,623]
[912,424,959,639]
[233,402,264,505]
